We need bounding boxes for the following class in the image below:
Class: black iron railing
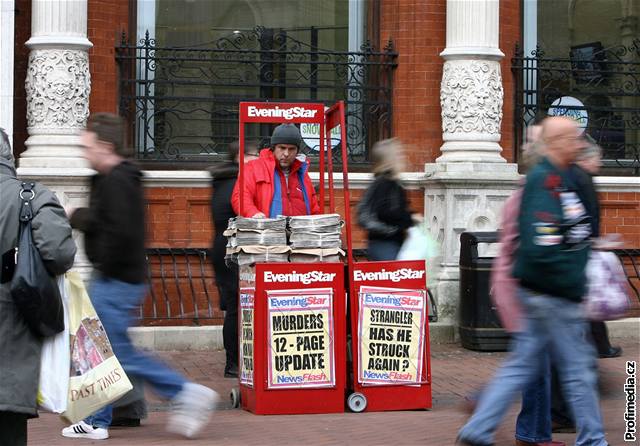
[512,41,640,175]
[142,248,218,324]
[615,248,640,300]
[116,27,397,166]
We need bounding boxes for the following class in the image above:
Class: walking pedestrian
[357,138,416,261]
[210,140,259,378]
[490,123,564,446]
[61,113,218,440]
[457,117,607,446]
[0,128,77,446]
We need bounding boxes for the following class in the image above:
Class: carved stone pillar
[424,0,520,326]
[18,0,94,277]
[20,0,92,169]
[438,0,505,163]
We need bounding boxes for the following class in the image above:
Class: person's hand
[252,212,266,219]
[592,233,623,250]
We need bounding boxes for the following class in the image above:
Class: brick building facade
[3,0,638,327]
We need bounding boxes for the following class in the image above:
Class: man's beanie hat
[271,124,301,148]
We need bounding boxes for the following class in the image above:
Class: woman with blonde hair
[357,138,415,261]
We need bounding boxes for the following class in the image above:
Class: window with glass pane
[517,0,639,174]
[121,0,395,166]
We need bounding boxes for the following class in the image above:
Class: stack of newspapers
[288,214,344,262]
[225,217,289,265]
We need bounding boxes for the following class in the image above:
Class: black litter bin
[459,231,509,351]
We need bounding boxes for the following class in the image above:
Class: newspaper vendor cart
[232,101,431,415]
[234,102,348,415]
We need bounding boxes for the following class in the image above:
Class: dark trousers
[0,411,28,446]
[213,235,239,368]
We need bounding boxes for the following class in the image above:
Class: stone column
[20,0,92,169]
[18,0,94,277]
[424,0,519,327]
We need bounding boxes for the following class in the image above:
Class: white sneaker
[61,421,109,440]
[166,382,219,439]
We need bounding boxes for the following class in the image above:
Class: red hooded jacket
[232,149,320,218]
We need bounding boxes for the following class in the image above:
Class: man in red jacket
[232,124,320,217]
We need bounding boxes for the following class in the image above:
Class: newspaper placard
[358,286,426,385]
[267,288,335,389]
[239,288,255,387]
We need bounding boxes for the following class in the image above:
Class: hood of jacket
[0,158,17,177]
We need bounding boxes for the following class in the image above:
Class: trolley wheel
[230,387,241,409]
[347,392,367,413]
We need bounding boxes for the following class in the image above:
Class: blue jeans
[516,353,552,443]
[458,287,606,446]
[367,239,401,261]
[85,277,187,429]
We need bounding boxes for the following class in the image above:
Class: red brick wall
[146,188,213,248]
[499,0,521,163]
[379,0,446,169]
[87,0,129,113]
[144,186,424,251]
[13,0,31,159]
[600,192,640,248]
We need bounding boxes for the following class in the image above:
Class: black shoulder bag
[10,182,64,337]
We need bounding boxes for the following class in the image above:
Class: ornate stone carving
[440,60,503,137]
[25,49,91,130]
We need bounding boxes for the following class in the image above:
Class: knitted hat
[0,128,14,164]
[270,124,301,148]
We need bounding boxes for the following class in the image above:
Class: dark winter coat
[357,173,414,245]
[513,157,592,302]
[70,161,146,284]
[210,161,240,311]
[0,158,76,417]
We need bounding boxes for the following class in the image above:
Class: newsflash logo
[247,106,318,120]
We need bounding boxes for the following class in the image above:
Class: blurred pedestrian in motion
[210,140,259,378]
[489,123,565,446]
[357,138,416,261]
[550,138,623,434]
[62,113,217,441]
[570,140,622,358]
[457,117,607,446]
[0,128,76,446]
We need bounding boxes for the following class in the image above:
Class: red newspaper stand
[235,102,348,415]
[348,261,432,412]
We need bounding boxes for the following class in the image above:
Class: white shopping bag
[584,250,631,321]
[37,276,70,413]
[62,271,133,423]
[397,224,440,261]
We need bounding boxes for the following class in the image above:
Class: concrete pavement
[28,337,637,446]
